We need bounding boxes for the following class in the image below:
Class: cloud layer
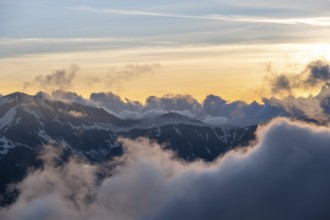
[72,5,330,27]
[87,86,330,126]
[48,85,330,127]
[1,118,330,219]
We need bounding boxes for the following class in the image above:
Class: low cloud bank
[19,60,330,126]
[86,60,330,126]
[81,84,330,126]
[1,118,330,219]
[48,84,330,127]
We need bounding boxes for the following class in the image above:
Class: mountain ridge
[0,92,257,206]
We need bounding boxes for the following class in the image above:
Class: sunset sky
[1,0,330,102]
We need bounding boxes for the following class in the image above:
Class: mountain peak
[5,92,30,97]
[35,91,51,99]
[159,112,188,119]
[3,92,34,102]
[158,112,202,123]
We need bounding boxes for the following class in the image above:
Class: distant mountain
[128,112,207,129]
[0,92,257,205]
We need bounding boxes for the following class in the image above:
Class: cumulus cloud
[23,64,79,92]
[33,84,330,127]
[1,119,330,219]
[146,119,330,220]
[71,87,330,126]
[89,93,200,120]
[90,91,143,114]
[262,96,325,121]
[261,84,330,123]
[51,90,93,106]
[145,94,201,113]
[202,94,259,118]
[268,60,330,95]
[88,62,330,126]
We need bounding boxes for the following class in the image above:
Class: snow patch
[0,107,17,130]
[68,122,115,131]
[0,136,16,155]
[173,125,182,136]
[37,130,52,142]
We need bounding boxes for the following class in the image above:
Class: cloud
[17,60,330,127]
[202,115,229,126]
[202,94,249,118]
[90,93,204,121]
[305,60,330,87]
[87,64,161,90]
[71,5,330,27]
[268,60,330,95]
[51,90,93,106]
[270,74,292,94]
[67,110,87,118]
[90,91,143,114]
[23,64,79,92]
[89,93,200,119]
[74,86,327,126]
[145,94,201,113]
[1,119,330,219]
[117,109,166,120]
[106,63,160,88]
[31,76,330,127]
[262,95,327,122]
[146,119,330,220]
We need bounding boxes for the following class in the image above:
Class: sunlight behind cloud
[1,42,329,102]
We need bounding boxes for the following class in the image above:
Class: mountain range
[0,92,258,205]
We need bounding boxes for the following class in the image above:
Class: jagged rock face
[0,92,257,205]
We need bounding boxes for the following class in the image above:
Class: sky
[1,0,330,102]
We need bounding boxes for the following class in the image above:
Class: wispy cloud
[23,64,79,92]
[87,63,161,90]
[69,5,330,27]
[0,37,137,44]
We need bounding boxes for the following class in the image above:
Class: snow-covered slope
[0,107,17,130]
